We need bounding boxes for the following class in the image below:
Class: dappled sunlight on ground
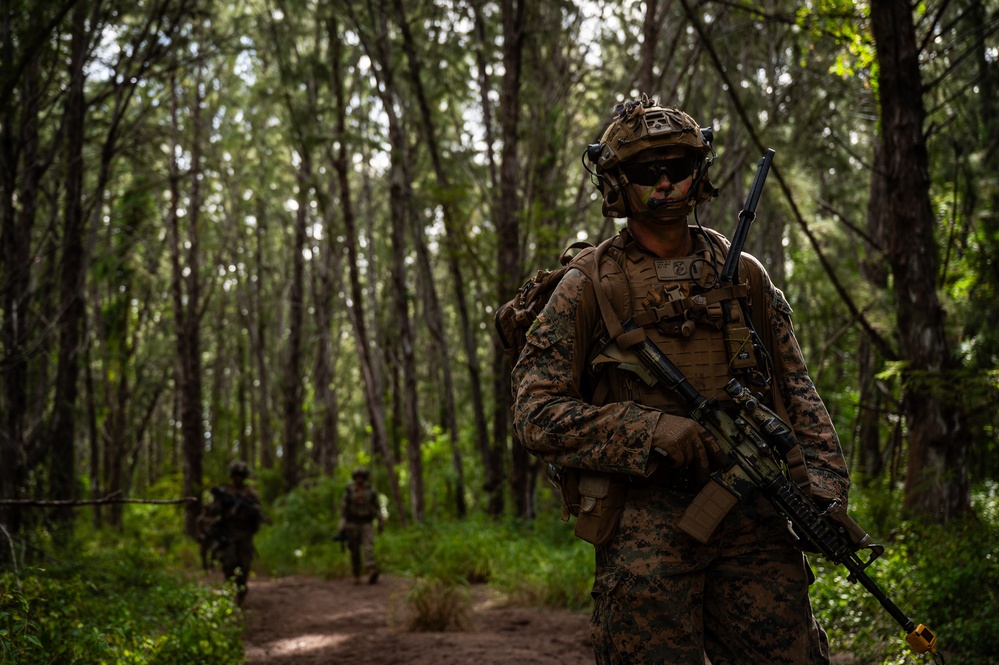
[240,574,595,665]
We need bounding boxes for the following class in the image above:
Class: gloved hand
[651,413,714,476]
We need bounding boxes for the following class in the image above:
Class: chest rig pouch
[588,229,769,415]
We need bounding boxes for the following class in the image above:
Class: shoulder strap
[580,238,645,350]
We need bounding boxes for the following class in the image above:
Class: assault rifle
[608,151,941,660]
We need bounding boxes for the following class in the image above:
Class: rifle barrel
[720,149,775,284]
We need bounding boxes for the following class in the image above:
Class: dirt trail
[241,574,594,664]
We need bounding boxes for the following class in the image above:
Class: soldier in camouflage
[338,466,385,584]
[512,97,850,664]
[204,459,264,607]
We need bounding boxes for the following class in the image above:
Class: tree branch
[679,0,898,361]
[0,491,196,506]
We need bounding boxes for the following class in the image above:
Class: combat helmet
[352,466,370,480]
[584,96,718,219]
[229,459,250,479]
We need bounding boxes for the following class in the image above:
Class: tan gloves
[652,413,714,475]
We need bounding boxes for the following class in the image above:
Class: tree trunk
[367,2,424,523]
[0,9,44,540]
[636,0,661,95]
[282,167,308,492]
[250,197,275,469]
[856,139,893,484]
[870,0,971,522]
[470,0,504,514]
[310,208,341,477]
[392,0,467,518]
[168,71,206,537]
[328,13,406,523]
[494,0,526,518]
[49,0,89,528]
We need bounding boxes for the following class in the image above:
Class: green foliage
[810,483,999,664]
[118,472,200,567]
[253,475,351,578]
[0,547,242,664]
[379,514,594,612]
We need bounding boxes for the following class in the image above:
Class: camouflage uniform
[513,226,848,664]
[339,469,384,584]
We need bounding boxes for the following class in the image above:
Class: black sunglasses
[621,157,696,186]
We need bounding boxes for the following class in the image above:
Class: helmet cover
[586,97,718,218]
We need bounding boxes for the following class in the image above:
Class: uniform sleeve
[512,267,661,477]
[761,275,851,504]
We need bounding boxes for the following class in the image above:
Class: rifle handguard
[822,500,872,549]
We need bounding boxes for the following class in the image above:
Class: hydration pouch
[573,472,626,547]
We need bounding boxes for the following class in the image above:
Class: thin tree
[167,65,209,537]
[362,0,425,522]
[326,10,406,523]
[469,0,505,515]
[491,0,526,518]
[391,0,468,517]
[48,0,91,529]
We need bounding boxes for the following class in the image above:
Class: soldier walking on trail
[512,97,851,664]
[337,466,384,584]
[203,460,264,606]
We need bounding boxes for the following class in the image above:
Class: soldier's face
[621,149,696,213]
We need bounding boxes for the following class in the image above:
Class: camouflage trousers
[345,521,377,577]
[590,484,829,665]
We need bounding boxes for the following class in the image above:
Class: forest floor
[239,573,595,665]
[237,573,860,665]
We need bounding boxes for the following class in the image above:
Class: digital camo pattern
[512,227,843,664]
[759,270,850,503]
[590,489,830,664]
[514,265,662,478]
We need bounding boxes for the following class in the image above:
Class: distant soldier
[203,460,264,606]
[337,466,385,584]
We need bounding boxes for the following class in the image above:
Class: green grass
[0,546,243,664]
[2,480,996,663]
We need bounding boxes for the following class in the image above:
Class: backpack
[494,239,616,367]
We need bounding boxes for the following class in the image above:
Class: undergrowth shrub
[392,576,473,632]
[378,514,594,613]
[0,546,242,664]
[809,482,999,664]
